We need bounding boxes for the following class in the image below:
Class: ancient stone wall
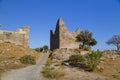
[50,18,80,50]
[0,26,29,47]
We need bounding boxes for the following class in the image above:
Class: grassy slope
[99,57,120,80]
[0,43,40,75]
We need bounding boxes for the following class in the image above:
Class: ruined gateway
[50,18,81,50]
[0,26,29,47]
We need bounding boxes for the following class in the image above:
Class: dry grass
[0,43,40,76]
[42,66,65,79]
[0,43,40,60]
[97,52,120,80]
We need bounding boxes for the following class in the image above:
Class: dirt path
[1,53,49,80]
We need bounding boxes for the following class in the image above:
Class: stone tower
[50,18,80,50]
[0,26,29,47]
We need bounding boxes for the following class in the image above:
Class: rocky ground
[47,49,120,80]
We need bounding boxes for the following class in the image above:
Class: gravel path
[1,53,49,80]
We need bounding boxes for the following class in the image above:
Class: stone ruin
[50,18,80,50]
[0,26,29,47]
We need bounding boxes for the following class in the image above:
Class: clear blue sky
[0,0,120,50]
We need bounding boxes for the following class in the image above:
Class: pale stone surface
[50,18,80,50]
[0,26,29,47]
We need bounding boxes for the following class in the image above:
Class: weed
[45,58,52,66]
[42,66,65,79]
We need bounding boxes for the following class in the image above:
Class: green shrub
[69,54,85,65]
[42,66,65,79]
[19,55,36,64]
[35,48,40,52]
[86,51,102,71]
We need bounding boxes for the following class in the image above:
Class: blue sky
[0,0,120,50]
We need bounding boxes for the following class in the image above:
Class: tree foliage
[76,30,97,49]
[43,45,49,52]
[106,35,120,51]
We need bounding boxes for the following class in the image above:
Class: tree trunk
[116,44,119,51]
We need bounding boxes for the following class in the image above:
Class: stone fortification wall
[0,26,29,47]
[50,18,80,50]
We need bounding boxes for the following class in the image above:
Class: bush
[86,51,102,71]
[35,48,40,52]
[69,54,85,65]
[19,55,36,64]
[42,66,65,79]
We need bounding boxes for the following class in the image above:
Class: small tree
[76,30,97,49]
[43,45,49,52]
[106,35,120,51]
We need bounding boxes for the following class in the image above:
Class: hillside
[0,43,40,76]
[47,49,120,80]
